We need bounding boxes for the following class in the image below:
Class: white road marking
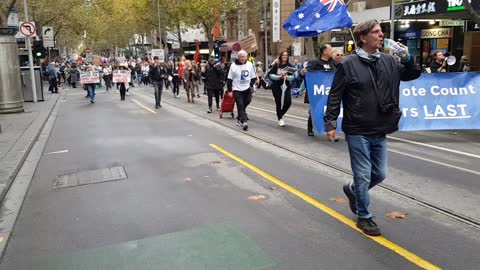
[249,106,308,121]
[45,149,69,155]
[138,88,480,173]
[386,136,480,159]
[388,149,480,176]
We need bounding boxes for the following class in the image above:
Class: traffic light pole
[23,0,37,103]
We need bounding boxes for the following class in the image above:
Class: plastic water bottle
[384,39,408,59]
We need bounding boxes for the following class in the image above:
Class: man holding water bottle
[323,20,421,236]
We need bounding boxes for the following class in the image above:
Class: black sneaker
[343,184,357,215]
[307,131,314,136]
[356,218,381,236]
[207,108,212,113]
[243,122,248,131]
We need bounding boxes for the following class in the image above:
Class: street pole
[264,0,268,65]
[390,0,395,40]
[157,0,163,49]
[23,0,37,102]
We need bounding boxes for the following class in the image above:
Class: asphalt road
[1,85,479,270]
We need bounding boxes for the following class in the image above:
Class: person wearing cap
[149,56,168,109]
[117,63,130,101]
[47,62,59,93]
[255,62,267,90]
[204,56,225,113]
[458,56,470,72]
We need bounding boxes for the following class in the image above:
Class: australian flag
[283,0,353,38]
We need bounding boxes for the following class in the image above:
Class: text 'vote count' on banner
[305,71,480,133]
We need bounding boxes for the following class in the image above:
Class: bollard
[0,35,24,113]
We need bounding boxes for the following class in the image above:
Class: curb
[0,94,61,204]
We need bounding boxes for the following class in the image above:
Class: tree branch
[0,0,17,27]
[464,0,480,25]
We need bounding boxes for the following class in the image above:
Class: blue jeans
[87,84,96,101]
[346,134,387,218]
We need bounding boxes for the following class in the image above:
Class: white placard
[112,70,131,83]
[151,49,165,63]
[272,0,281,42]
[80,71,100,84]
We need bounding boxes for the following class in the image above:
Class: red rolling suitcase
[219,91,235,119]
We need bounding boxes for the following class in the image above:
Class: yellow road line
[132,99,157,114]
[209,144,441,270]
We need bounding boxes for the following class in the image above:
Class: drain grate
[53,166,127,190]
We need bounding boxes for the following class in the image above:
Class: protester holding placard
[323,20,421,236]
[83,65,100,104]
[114,63,131,101]
[301,44,336,137]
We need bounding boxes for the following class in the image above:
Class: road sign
[7,8,18,28]
[42,26,54,48]
[42,26,53,39]
[43,40,54,47]
[19,21,36,37]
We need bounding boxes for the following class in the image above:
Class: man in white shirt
[227,50,256,131]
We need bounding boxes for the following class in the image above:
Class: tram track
[134,88,480,230]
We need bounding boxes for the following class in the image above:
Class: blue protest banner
[306,71,480,133]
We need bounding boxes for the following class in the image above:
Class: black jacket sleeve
[399,56,421,82]
[227,79,233,91]
[323,63,347,131]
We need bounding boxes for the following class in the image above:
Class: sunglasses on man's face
[337,54,344,57]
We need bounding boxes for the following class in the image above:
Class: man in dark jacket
[301,43,336,136]
[324,20,421,236]
[149,56,168,109]
[204,57,225,113]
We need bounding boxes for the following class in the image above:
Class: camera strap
[368,66,385,110]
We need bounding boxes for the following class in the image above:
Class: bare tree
[463,0,480,25]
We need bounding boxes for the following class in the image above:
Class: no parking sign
[19,22,36,37]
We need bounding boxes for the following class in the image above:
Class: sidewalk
[0,87,60,203]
